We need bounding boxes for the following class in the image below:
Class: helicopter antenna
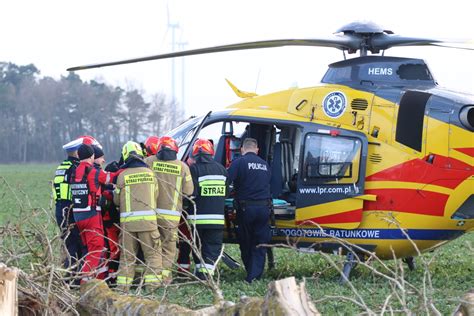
[254,68,261,94]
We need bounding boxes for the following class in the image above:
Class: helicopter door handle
[295,99,308,111]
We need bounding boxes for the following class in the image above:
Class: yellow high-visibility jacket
[114,165,158,232]
[145,156,194,221]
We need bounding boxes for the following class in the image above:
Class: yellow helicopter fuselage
[212,74,473,260]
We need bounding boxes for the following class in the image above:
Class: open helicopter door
[295,128,369,229]
[174,111,212,161]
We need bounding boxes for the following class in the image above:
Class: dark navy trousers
[236,205,271,283]
[55,202,84,274]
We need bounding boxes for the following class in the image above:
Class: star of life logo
[323,91,347,118]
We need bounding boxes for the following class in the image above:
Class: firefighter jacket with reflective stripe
[114,159,159,232]
[189,154,229,228]
[71,161,115,222]
[145,155,193,222]
[53,156,79,201]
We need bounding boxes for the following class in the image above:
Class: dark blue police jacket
[228,152,271,201]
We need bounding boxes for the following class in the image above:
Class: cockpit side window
[302,133,361,184]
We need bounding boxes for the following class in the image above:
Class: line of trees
[0,62,183,163]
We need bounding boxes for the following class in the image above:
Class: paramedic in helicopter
[228,138,272,283]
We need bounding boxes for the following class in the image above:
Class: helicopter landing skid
[403,257,416,271]
[267,248,275,270]
[340,251,359,284]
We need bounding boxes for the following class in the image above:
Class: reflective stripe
[144,274,162,283]
[117,276,133,285]
[162,269,172,277]
[73,206,91,212]
[120,210,157,222]
[53,161,74,200]
[157,214,181,221]
[120,210,157,217]
[188,219,225,225]
[199,180,226,186]
[173,176,182,211]
[198,175,226,182]
[156,209,181,216]
[178,263,190,269]
[151,183,156,208]
[187,214,225,220]
[96,266,108,274]
[195,263,215,275]
[125,186,131,213]
[59,183,70,200]
[185,175,192,182]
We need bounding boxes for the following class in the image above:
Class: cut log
[78,277,320,315]
[0,263,19,316]
[453,289,474,316]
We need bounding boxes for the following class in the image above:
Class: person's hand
[105,161,119,172]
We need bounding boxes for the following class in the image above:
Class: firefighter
[228,138,272,283]
[53,140,83,283]
[145,136,194,283]
[188,139,229,280]
[70,143,117,283]
[114,141,161,290]
[177,154,196,274]
[143,135,160,157]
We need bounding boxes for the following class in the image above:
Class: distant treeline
[0,62,182,163]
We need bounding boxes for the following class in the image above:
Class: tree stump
[0,263,18,316]
[78,276,320,315]
[453,289,474,316]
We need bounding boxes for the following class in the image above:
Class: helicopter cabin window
[303,133,361,185]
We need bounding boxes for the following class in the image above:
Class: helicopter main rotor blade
[67,36,361,71]
[370,34,474,51]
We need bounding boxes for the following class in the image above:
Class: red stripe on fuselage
[453,147,474,158]
[364,188,448,216]
[366,157,472,189]
[296,209,362,225]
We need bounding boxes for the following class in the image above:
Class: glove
[105,161,120,172]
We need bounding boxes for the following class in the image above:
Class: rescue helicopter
[68,21,474,279]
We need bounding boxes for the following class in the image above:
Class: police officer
[53,140,83,283]
[188,139,229,280]
[228,138,272,283]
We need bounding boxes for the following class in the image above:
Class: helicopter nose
[459,105,474,131]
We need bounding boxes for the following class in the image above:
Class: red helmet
[144,136,160,156]
[192,139,214,156]
[79,135,102,149]
[157,136,179,153]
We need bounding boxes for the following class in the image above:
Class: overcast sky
[1,0,473,118]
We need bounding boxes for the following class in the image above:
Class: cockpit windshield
[167,115,202,159]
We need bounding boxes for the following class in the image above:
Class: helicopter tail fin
[225,79,258,99]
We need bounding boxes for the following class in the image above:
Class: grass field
[1,163,472,314]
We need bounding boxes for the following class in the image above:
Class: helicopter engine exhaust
[459,105,474,131]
